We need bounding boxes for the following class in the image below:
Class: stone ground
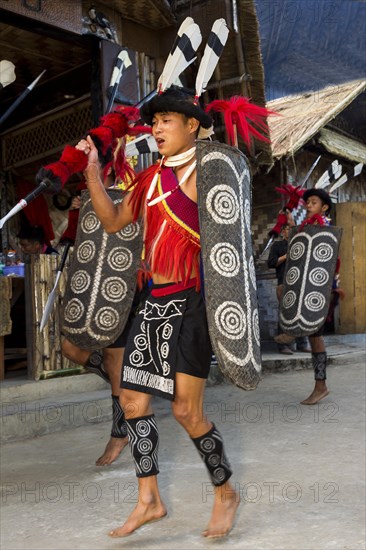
[1,352,365,550]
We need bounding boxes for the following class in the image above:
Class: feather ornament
[194,18,229,101]
[206,96,275,148]
[158,22,202,93]
[157,17,194,90]
[328,162,363,193]
[314,160,342,189]
[125,133,158,157]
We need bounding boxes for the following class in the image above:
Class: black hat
[140,86,213,130]
[17,225,44,243]
[302,188,332,213]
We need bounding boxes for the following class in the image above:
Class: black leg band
[313,352,327,380]
[84,351,110,383]
[126,414,159,478]
[111,395,127,438]
[191,424,232,486]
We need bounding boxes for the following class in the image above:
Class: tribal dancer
[76,87,239,538]
[286,188,339,405]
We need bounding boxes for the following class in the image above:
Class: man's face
[152,112,198,157]
[19,239,42,254]
[281,226,290,239]
[305,196,328,218]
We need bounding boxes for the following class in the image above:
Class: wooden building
[0,0,271,380]
[254,80,366,339]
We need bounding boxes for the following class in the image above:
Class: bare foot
[301,389,329,405]
[203,484,240,538]
[95,436,128,466]
[108,501,167,538]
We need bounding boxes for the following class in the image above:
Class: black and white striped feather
[195,18,229,99]
[157,17,194,91]
[125,133,158,157]
[315,160,342,189]
[157,21,202,93]
[328,162,363,193]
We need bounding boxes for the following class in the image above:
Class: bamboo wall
[26,249,84,380]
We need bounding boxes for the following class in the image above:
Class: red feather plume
[205,96,276,148]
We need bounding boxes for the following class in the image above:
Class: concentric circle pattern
[117,222,140,241]
[210,243,240,277]
[206,185,239,224]
[162,324,173,339]
[137,439,153,455]
[309,267,329,286]
[313,243,333,262]
[304,291,326,312]
[81,212,100,233]
[162,361,170,375]
[283,290,296,309]
[290,241,305,261]
[95,307,119,331]
[101,277,127,302]
[70,270,91,294]
[130,349,144,366]
[64,298,84,323]
[107,247,133,271]
[140,457,152,473]
[215,301,246,340]
[134,334,148,351]
[213,468,226,483]
[77,240,96,263]
[200,437,215,452]
[286,266,300,285]
[161,342,169,359]
[136,420,151,437]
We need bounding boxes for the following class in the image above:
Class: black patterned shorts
[121,284,212,400]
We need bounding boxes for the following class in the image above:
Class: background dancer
[286,188,340,405]
[61,165,147,466]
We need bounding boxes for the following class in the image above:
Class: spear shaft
[0,70,46,126]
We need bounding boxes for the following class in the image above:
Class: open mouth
[155,138,165,147]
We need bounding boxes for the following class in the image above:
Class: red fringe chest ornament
[128,148,201,288]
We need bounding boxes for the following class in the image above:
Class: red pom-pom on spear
[35,105,149,194]
[259,155,322,259]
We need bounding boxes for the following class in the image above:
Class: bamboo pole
[43,256,51,371]
[33,255,43,380]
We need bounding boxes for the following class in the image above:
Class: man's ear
[188,118,200,134]
[321,204,328,213]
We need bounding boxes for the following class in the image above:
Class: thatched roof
[100,0,176,29]
[267,79,366,159]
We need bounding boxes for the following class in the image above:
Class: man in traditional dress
[286,188,336,405]
[76,87,239,539]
